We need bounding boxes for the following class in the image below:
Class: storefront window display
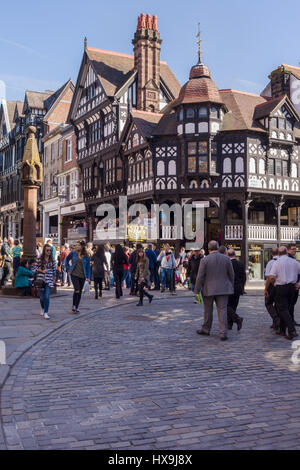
[248,245,263,280]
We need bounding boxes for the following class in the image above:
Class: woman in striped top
[36,244,57,319]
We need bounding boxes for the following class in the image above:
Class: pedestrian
[152,243,161,290]
[60,243,71,287]
[46,239,56,260]
[1,237,13,286]
[129,243,143,295]
[177,247,187,286]
[111,244,128,299]
[91,245,108,299]
[287,243,300,327]
[218,245,228,255]
[36,242,43,259]
[158,244,176,293]
[145,243,157,289]
[265,246,299,340]
[135,248,153,306]
[227,249,246,331]
[66,241,91,314]
[194,240,234,341]
[104,243,112,290]
[187,248,203,292]
[122,246,131,288]
[264,248,280,331]
[12,239,22,277]
[14,259,33,296]
[35,244,57,319]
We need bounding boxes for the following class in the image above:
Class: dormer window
[210,106,218,118]
[198,107,208,118]
[186,108,195,119]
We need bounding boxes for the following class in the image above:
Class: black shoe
[95,294,98,299]
[161,288,165,293]
[220,335,228,341]
[197,329,210,336]
[228,324,233,330]
[286,331,298,340]
[149,295,154,303]
[136,302,143,306]
[276,330,286,336]
[237,317,243,331]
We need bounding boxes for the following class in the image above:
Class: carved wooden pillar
[20,126,43,259]
[242,197,252,277]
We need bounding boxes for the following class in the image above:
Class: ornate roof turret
[174,27,224,106]
[20,126,43,186]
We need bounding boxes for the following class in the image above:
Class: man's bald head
[228,249,235,258]
[208,240,219,252]
[278,246,288,256]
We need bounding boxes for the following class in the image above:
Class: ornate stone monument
[20,126,43,259]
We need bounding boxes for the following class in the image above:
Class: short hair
[218,245,227,254]
[208,240,219,251]
[279,246,288,256]
[147,243,153,250]
[228,249,235,257]
[136,243,143,250]
[46,239,52,244]
[64,243,69,249]
[287,243,297,250]
[14,239,20,245]
[20,259,28,268]
[271,248,278,256]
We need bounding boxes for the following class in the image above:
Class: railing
[225,225,300,242]
[280,226,300,241]
[225,225,243,240]
[161,225,183,240]
[248,225,277,241]
[67,227,87,239]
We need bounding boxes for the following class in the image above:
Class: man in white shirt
[265,246,300,340]
[264,248,280,331]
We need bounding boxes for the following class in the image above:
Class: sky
[1,0,300,102]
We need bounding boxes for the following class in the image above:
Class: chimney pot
[152,15,158,31]
[146,14,152,29]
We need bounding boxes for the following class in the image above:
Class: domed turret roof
[175,62,224,106]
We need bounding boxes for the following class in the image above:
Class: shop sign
[0,202,17,212]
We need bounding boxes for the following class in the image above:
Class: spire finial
[84,36,87,50]
[196,23,202,64]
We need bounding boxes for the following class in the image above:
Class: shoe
[276,330,286,336]
[75,308,80,314]
[149,295,154,303]
[193,300,198,304]
[237,317,243,331]
[44,313,50,319]
[220,335,228,341]
[161,289,165,293]
[95,294,98,299]
[197,329,210,336]
[72,306,76,313]
[136,302,143,306]
[228,324,233,330]
[40,309,44,316]
[286,331,298,340]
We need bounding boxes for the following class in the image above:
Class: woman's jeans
[160,268,172,290]
[13,257,20,276]
[71,275,85,309]
[114,270,124,298]
[122,269,131,288]
[39,284,51,313]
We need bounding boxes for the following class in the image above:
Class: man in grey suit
[194,240,234,341]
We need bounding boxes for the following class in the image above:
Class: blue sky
[1,0,300,102]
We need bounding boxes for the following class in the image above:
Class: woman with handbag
[35,244,57,319]
[91,245,108,299]
[66,240,91,313]
[135,248,153,307]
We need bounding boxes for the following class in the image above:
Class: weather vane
[196,23,202,64]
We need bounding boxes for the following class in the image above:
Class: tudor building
[69,15,300,280]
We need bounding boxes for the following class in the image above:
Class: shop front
[60,202,87,245]
[248,243,278,280]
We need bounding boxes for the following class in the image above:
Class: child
[12,239,22,276]
[14,259,33,296]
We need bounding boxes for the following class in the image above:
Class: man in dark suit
[227,249,246,331]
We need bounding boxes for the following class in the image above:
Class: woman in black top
[91,245,108,299]
[111,244,128,299]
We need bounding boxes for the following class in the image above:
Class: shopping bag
[195,292,203,305]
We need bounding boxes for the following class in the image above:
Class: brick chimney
[132,13,162,112]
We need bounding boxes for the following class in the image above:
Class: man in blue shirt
[145,243,157,290]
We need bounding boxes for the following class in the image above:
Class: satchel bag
[34,271,45,288]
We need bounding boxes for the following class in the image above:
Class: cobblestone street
[1,288,300,450]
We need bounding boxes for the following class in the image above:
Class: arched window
[223,157,231,173]
[292,163,298,178]
[258,159,265,175]
[211,106,218,118]
[235,157,244,173]
[157,161,165,176]
[168,160,176,175]
[249,157,256,174]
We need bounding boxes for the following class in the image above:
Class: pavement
[1,284,300,450]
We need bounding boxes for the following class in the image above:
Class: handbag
[34,271,45,288]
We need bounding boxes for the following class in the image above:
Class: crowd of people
[1,236,300,340]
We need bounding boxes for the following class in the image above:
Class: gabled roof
[7,100,21,129]
[253,94,299,121]
[14,101,24,120]
[131,110,162,138]
[43,79,74,122]
[24,90,53,111]
[152,111,177,136]
[86,47,181,99]
[220,89,267,132]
